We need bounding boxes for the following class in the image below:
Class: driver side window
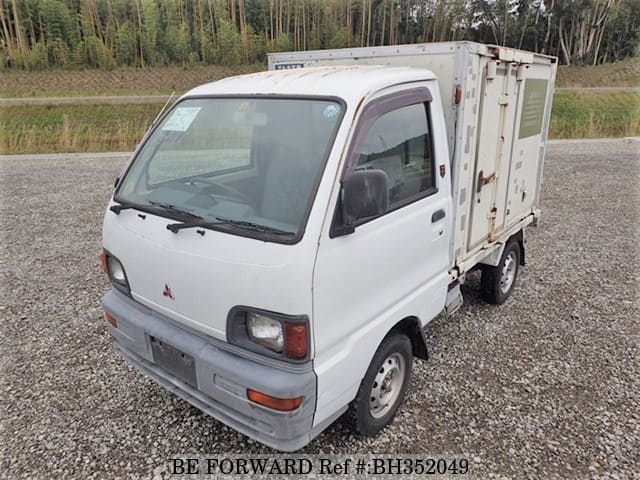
[354,102,435,209]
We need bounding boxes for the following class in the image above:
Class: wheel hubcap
[499,251,517,294]
[369,353,406,419]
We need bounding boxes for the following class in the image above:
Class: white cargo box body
[269,42,557,273]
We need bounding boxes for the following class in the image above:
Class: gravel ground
[1,139,638,479]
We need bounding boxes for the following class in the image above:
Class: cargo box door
[505,64,553,226]
[468,60,519,248]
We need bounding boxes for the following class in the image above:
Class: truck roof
[183,65,436,105]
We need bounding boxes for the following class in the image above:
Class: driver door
[311,83,453,425]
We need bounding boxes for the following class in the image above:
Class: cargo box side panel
[276,54,458,145]
[268,43,557,274]
[269,43,485,267]
[268,43,462,153]
[450,48,484,264]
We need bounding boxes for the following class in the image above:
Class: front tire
[348,334,412,436]
[481,240,520,305]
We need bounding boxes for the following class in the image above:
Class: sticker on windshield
[323,104,340,119]
[162,107,201,132]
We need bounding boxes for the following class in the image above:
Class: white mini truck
[101,42,556,451]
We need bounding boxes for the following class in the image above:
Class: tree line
[1,0,639,70]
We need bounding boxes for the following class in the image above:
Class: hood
[102,208,315,341]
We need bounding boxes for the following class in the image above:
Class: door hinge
[489,206,499,242]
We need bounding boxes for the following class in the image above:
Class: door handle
[476,170,497,194]
[431,209,446,223]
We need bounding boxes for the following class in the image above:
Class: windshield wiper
[110,202,134,214]
[109,200,201,220]
[216,218,294,235]
[146,201,202,220]
[166,217,293,236]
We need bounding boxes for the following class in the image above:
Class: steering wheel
[187,178,253,205]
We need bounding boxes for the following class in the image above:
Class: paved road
[1,87,638,106]
[1,140,639,479]
[555,86,640,94]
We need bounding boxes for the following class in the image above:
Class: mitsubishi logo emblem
[163,284,175,300]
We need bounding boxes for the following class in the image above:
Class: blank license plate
[149,335,197,388]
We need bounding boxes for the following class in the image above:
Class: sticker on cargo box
[162,107,201,132]
[518,79,548,139]
[274,63,304,70]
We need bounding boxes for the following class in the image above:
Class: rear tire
[481,240,520,305]
[347,333,412,436]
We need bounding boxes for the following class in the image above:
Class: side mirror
[342,169,389,228]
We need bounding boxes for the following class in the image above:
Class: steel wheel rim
[499,251,517,294]
[369,353,406,419]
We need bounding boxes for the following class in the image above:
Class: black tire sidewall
[352,334,413,436]
[483,240,520,304]
[499,241,520,301]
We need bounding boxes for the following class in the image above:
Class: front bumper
[102,290,317,451]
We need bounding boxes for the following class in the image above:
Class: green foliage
[47,39,72,67]
[73,37,114,69]
[38,0,78,46]
[27,42,49,70]
[116,22,137,66]
[271,34,293,53]
[329,27,351,49]
[1,0,639,70]
[245,26,266,64]
[601,0,640,61]
[215,20,243,65]
[141,0,161,64]
[164,24,191,65]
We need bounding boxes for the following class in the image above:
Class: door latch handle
[476,170,497,194]
[432,209,446,222]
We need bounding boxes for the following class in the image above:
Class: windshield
[115,96,344,241]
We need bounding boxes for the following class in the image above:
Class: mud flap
[446,282,463,316]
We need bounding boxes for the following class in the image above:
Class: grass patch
[1,92,638,154]
[550,92,640,139]
[0,65,263,98]
[557,57,640,88]
[0,56,637,99]
[0,103,158,154]
[0,58,637,99]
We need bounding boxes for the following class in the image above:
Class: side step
[445,282,464,316]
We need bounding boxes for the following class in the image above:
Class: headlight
[107,256,127,284]
[100,250,131,295]
[227,308,310,362]
[247,313,284,353]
